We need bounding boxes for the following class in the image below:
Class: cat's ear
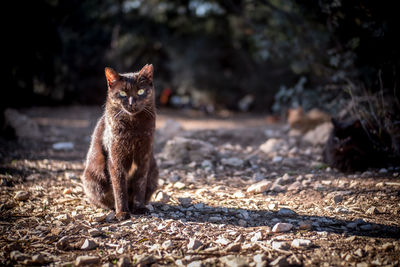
[105,67,120,86]
[138,64,153,81]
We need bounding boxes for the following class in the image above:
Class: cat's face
[105,65,154,116]
[330,119,363,153]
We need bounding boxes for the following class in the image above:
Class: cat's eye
[137,89,145,95]
[119,91,127,97]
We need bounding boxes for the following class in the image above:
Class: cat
[82,64,158,220]
[322,118,388,172]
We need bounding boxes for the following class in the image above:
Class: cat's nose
[129,96,133,105]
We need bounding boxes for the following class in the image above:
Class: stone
[291,239,312,248]
[272,241,289,250]
[366,206,378,215]
[354,248,364,257]
[272,223,293,233]
[14,191,29,201]
[4,108,41,140]
[106,211,116,222]
[88,228,102,237]
[221,157,244,167]
[219,255,249,267]
[333,194,344,204]
[259,138,286,154]
[174,181,186,190]
[162,137,217,163]
[303,122,333,145]
[154,191,170,203]
[75,255,100,266]
[226,243,241,252]
[250,231,262,242]
[298,221,312,230]
[93,213,107,222]
[247,180,272,194]
[31,254,46,264]
[287,181,302,191]
[117,256,131,267]
[216,237,230,245]
[253,254,267,267]
[81,239,98,250]
[56,236,71,250]
[52,142,74,150]
[187,238,203,250]
[63,188,72,194]
[178,197,192,207]
[277,208,296,216]
[162,240,174,250]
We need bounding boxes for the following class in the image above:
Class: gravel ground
[0,106,399,267]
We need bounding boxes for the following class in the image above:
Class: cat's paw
[116,211,130,221]
[132,207,149,215]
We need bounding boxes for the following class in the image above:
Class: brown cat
[82,64,158,220]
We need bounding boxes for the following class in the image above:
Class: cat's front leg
[108,159,130,220]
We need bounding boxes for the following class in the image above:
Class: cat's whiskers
[142,106,155,119]
[114,109,123,119]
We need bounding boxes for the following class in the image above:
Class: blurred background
[2,0,399,117]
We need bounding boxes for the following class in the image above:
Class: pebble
[75,255,100,266]
[381,242,394,251]
[106,211,116,222]
[291,239,312,248]
[120,220,133,227]
[14,191,29,201]
[287,181,302,191]
[277,208,296,216]
[118,256,131,267]
[88,228,102,237]
[272,241,289,250]
[174,181,186,190]
[259,138,285,154]
[219,255,249,267]
[247,180,272,194]
[238,219,247,227]
[359,224,372,231]
[272,156,283,163]
[366,206,378,215]
[354,248,364,257]
[178,197,192,206]
[56,236,70,250]
[81,239,98,250]
[31,254,45,264]
[221,157,244,167]
[250,231,262,242]
[187,238,203,250]
[53,142,74,150]
[298,221,312,230]
[93,213,107,222]
[162,240,174,250]
[216,237,230,245]
[154,191,170,203]
[333,194,344,204]
[272,223,293,233]
[225,242,241,252]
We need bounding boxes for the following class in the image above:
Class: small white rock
[221,157,244,167]
[291,239,312,248]
[187,238,203,250]
[81,239,98,250]
[272,222,293,233]
[272,241,289,250]
[14,191,29,201]
[247,180,272,194]
[277,208,296,216]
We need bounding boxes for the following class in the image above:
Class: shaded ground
[0,106,399,267]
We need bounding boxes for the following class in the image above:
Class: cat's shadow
[143,202,400,239]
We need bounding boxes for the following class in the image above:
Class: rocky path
[0,106,399,266]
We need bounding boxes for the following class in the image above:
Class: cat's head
[330,118,364,152]
[105,64,155,115]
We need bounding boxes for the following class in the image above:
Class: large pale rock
[303,122,333,145]
[272,222,293,233]
[4,108,41,140]
[162,137,217,163]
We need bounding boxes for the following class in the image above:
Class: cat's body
[323,118,387,172]
[82,64,158,220]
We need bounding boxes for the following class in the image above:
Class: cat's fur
[323,118,387,172]
[82,64,158,220]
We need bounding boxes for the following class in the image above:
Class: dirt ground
[0,106,399,267]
